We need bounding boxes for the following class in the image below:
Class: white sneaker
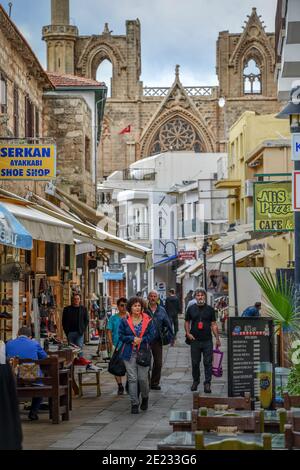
[86,363,101,372]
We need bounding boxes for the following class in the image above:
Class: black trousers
[190,339,213,384]
[150,339,163,386]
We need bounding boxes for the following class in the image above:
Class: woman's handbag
[136,345,152,367]
[108,349,126,376]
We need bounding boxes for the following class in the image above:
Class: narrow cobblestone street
[22,318,227,450]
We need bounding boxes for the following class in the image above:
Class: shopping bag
[108,349,126,376]
[212,348,223,377]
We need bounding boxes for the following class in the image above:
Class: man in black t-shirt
[185,288,221,393]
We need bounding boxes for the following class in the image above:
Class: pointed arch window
[243,59,261,94]
[96,59,112,97]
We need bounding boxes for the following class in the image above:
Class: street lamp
[227,223,239,317]
[277,86,300,295]
[159,240,177,257]
[159,240,178,291]
[202,239,208,291]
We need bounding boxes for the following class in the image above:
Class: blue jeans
[68,332,84,358]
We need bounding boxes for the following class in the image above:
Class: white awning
[206,251,232,270]
[192,269,203,277]
[220,250,261,268]
[176,262,191,274]
[0,201,74,245]
[26,201,152,261]
[185,258,203,274]
[75,242,96,255]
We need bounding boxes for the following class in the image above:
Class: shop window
[85,136,91,172]
[13,86,19,137]
[76,254,84,269]
[45,242,58,277]
[25,95,34,138]
[0,71,7,114]
[64,245,70,268]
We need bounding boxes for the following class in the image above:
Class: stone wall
[0,24,45,198]
[43,94,95,206]
[45,7,282,179]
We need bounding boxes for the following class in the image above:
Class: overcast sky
[5,0,277,88]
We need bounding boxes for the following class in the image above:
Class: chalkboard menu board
[228,317,274,398]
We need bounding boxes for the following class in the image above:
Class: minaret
[42,0,78,74]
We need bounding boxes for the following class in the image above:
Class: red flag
[119,125,131,135]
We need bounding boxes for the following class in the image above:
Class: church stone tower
[42,0,78,74]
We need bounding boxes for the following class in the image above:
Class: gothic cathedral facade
[43,0,280,177]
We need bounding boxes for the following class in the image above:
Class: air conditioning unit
[245,179,254,197]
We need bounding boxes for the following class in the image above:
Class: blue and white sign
[292,133,300,161]
[0,203,33,250]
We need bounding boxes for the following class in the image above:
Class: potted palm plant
[251,270,300,398]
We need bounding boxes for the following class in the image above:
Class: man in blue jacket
[6,326,47,421]
[241,302,261,317]
[146,290,174,390]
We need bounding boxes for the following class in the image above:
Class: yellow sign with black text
[254,181,294,232]
[0,144,56,180]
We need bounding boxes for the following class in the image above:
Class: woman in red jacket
[119,297,155,414]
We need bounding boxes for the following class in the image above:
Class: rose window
[149,117,203,154]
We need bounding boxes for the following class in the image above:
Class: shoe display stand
[0,285,13,342]
[0,317,12,342]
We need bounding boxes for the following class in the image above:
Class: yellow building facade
[216,111,293,274]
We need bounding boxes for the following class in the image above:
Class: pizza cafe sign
[254,181,293,232]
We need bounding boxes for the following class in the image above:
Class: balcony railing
[118,223,150,241]
[122,168,156,181]
[143,86,215,97]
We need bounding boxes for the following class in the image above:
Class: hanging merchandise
[0,340,6,364]
[37,278,57,338]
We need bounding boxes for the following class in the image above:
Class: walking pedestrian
[118,296,155,414]
[184,290,194,311]
[164,288,181,339]
[6,326,47,421]
[106,297,127,395]
[185,288,221,393]
[146,290,174,390]
[62,293,90,366]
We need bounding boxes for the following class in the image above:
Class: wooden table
[170,409,286,433]
[47,349,79,400]
[157,431,285,450]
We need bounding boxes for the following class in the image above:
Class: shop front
[0,202,33,342]
[0,197,74,342]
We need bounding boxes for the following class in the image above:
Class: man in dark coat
[62,293,89,364]
[165,288,181,338]
[146,290,174,390]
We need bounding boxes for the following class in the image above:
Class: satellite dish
[218,97,226,108]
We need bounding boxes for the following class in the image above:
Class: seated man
[241,302,261,317]
[6,326,47,421]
